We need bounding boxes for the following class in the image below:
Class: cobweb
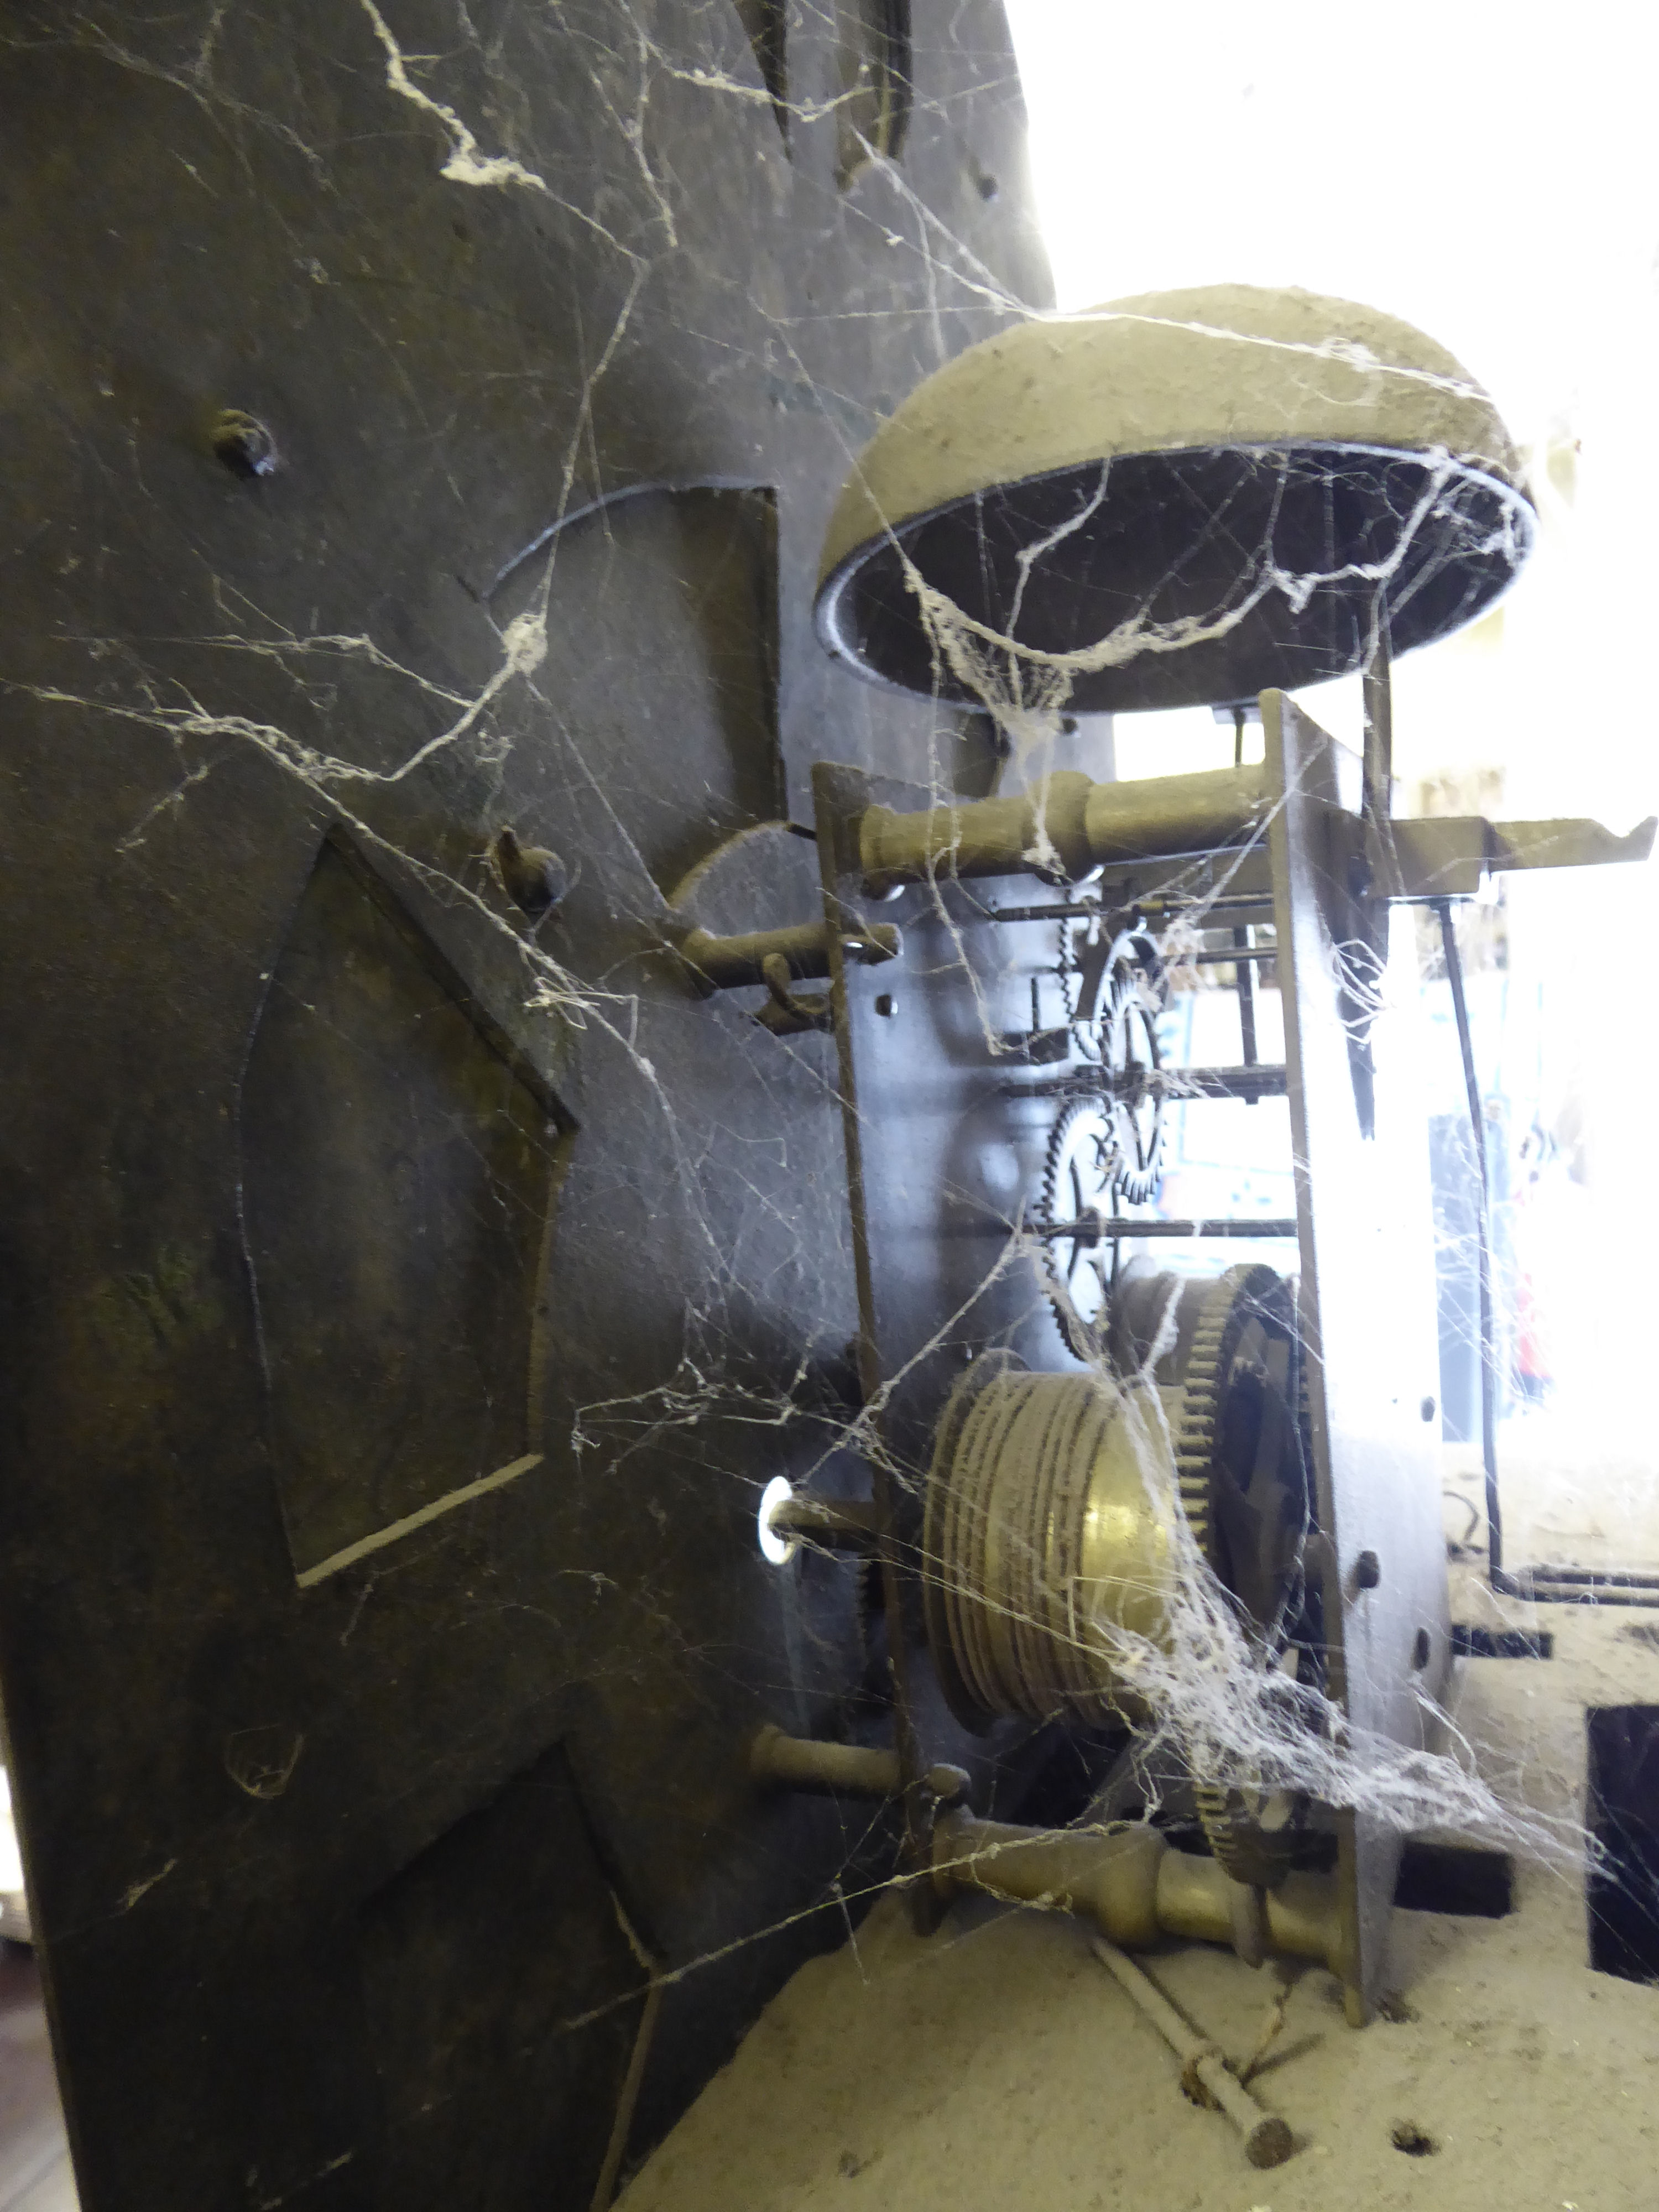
[0,1,1644,2197]
[869,575,1589,1873]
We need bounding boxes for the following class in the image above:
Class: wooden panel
[360,1743,646,2210]
[243,832,572,1579]
[0,3,1051,2201]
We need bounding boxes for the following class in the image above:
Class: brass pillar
[857,763,1267,897]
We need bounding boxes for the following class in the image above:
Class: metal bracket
[749,1724,968,1805]
[675,915,900,1038]
[757,952,833,1036]
[1380,811,1656,898]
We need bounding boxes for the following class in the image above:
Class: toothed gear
[1069,928,1167,1206]
[1039,929,1168,1361]
[1041,1099,1117,1360]
[1175,1265,1313,1890]
[1173,1266,1264,1570]
[1193,1781,1304,1891]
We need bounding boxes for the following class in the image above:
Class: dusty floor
[621,1442,1659,2212]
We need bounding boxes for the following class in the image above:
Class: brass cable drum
[922,1268,1311,1738]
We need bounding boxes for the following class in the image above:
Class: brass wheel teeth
[1192,1781,1297,1891]
[1040,932,1167,1360]
[1175,1266,1303,1891]
[1040,1098,1116,1363]
[1040,1097,1105,1223]
[1173,1269,1251,1569]
[1102,955,1165,1207]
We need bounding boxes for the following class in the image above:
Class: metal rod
[1009,1067,1288,1103]
[678,918,899,992]
[1362,639,1393,839]
[1031,1217,1300,1242]
[1233,924,1258,1086]
[1436,900,1502,1576]
[986,894,1275,924]
[751,1726,904,1797]
[749,1725,970,1801]
[1091,1939,1292,2170]
[1524,1564,1659,1588]
[1514,1584,1659,1610]
[985,900,1103,924]
[1363,631,1408,901]
[765,1498,884,1552]
[1134,894,1277,916]
[1189,945,1278,967]
[1155,1065,1287,1099]
[1105,1065,1288,1100]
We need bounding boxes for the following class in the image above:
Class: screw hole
[1353,1548,1381,1592]
[874,993,898,1018]
[1412,1627,1432,1670]
[210,408,279,480]
[1420,1394,1437,1421]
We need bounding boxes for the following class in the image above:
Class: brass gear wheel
[1040,1098,1117,1361]
[1192,1780,1306,1892]
[1174,1264,1314,1890]
[1039,928,1171,1359]
[1068,927,1167,1207]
